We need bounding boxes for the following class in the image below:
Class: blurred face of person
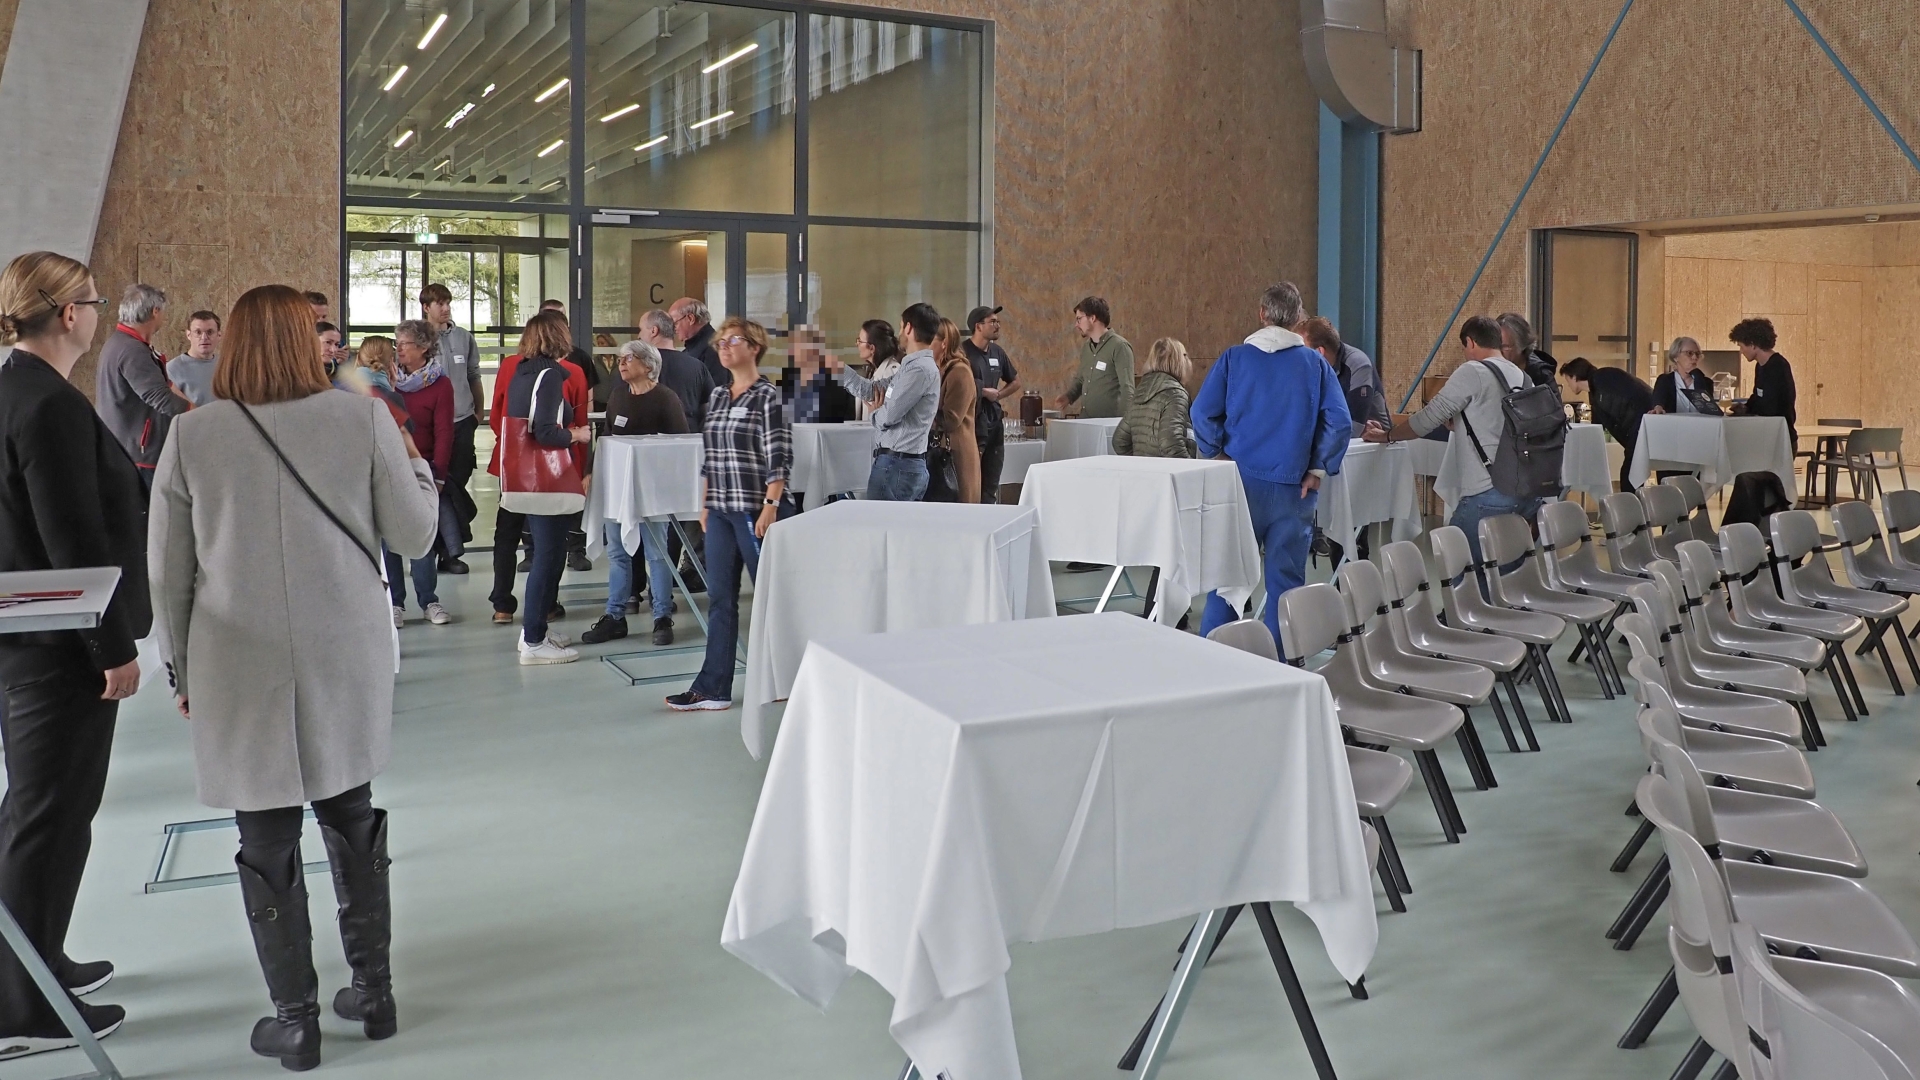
[395,333,429,373]
[310,301,328,322]
[617,352,652,387]
[185,317,221,359]
[975,313,1001,342]
[856,329,875,364]
[1500,326,1524,366]
[1073,310,1101,341]
[422,297,452,327]
[670,305,701,342]
[133,305,164,336]
[319,328,345,365]
[1674,345,1702,376]
[718,331,759,377]
[1736,341,1768,363]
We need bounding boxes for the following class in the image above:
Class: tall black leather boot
[321,809,397,1040]
[236,857,321,1071]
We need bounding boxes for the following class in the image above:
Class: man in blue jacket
[1192,282,1351,639]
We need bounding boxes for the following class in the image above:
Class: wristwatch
[763,497,778,506]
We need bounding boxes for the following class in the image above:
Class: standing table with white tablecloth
[1627,414,1794,493]
[739,500,1056,758]
[0,569,126,1080]
[999,438,1047,487]
[723,614,1377,1080]
[1019,457,1260,624]
[1408,422,1613,518]
[1044,416,1122,461]
[1317,440,1421,563]
[788,422,876,508]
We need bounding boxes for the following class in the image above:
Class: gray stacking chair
[1772,509,1920,693]
[1640,482,1695,563]
[1619,611,1806,749]
[1721,521,1870,721]
[1674,540,1828,673]
[1479,513,1623,697]
[1537,499,1639,661]
[1379,540,1539,752]
[1637,692,1816,800]
[1206,618,1414,908]
[1663,473,1718,548]
[1276,584,1472,843]
[1730,923,1920,1080]
[1429,525,1573,726]
[1644,560,1822,749]
[1884,489,1920,573]
[1600,491,1662,579]
[1335,559,1502,782]
[1834,500,1920,596]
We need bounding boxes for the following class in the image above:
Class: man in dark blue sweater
[1191,282,1351,640]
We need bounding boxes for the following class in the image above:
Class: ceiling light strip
[600,103,640,123]
[634,134,669,151]
[702,42,759,74]
[534,78,569,103]
[382,65,408,92]
[538,138,565,157]
[689,110,734,131]
[417,13,448,50]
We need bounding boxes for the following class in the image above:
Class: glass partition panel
[345,0,573,203]
[807,17,981,222]
[807,225,978,356]
[588,226,728,341]
[584,2,796,213]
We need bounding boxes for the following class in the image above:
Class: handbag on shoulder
[923,434,961,503]
[499,367,586,515]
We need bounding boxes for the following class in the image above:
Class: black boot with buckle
[237,857,322,1071]
[322,810,397,1040]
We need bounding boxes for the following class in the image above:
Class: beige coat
[149,391,439,811]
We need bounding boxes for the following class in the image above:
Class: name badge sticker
[729,405,750,419]
[1094,361,1107,371]
[613,415,628,428]
[988,357,1000,368]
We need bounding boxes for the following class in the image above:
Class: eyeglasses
[40,290,108,312]
[719,335,750,348]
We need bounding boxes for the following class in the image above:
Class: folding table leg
[1092,566,1128,614]
[0,898,123,1080]
[1133,907,1232,1080]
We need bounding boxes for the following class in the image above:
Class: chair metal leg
[1795,699,1824,751]
[1619,967,1679,1049]
[1455,709,1495,790]
[1836,645,1870,715]
[1667,1037,1716,1080]
[1706,1058,1738,1080]
[1608,854,1669,940]
[1870,619,1906,696]
[1369,815,1411,894]
[1376,845,1406,913]
[1524,647,1567,725]
[1414,750,1461,843]
[1582,624,1617,698]
[1610,818,1655,873]
[1822,649,1860,722]
[1499,671,1540,751]
[1251,903,1340,1080]
[1535,643,1575,721]
[1486,689,1522,753]
[1613,874,1669,951]
[1896,614,1920,684]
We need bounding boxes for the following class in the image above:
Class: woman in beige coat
[149,285,438,1070]
[929,317,981,502]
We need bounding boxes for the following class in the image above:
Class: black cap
[965,305,1002,331]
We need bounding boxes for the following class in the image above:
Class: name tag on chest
[729,405,750,419]
[613,415,629,429]
[1094,361,1107,371]
[988,357,1000,368]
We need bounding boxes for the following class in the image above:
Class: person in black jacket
[670,296,728,387]
[1651,337,1721,415]
[1499,312,1561,391]
[1560,356,1655,493]
[1730,317,1797,445]
[0,252,149,1055]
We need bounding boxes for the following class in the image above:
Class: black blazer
[1653,369,1717,414]
[0,351,151,669]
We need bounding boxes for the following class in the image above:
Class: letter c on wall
[650,283,665,304]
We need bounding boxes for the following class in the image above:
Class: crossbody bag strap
[1455,360,1516,469]
[233,401,382,576]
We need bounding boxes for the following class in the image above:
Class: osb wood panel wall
[1379,0,1920,406]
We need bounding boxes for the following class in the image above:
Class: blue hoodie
[1192,325,1352,485]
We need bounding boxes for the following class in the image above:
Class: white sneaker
[546,630,572,648]
[518,637,579,665]
[392,606,405,629]
[425,602,452,625]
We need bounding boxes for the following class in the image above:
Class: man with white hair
[669,296,727,386]
[583,338,689,647]
[96,283,188,493]
[1190,281,1351,640]
[633,307,714,429]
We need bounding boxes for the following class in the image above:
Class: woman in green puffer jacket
[1112,337,1195,458]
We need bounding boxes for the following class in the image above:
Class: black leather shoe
[516,555,532,572]
[651,617,674,646]
[237,858,322,1071]
[438,557,469,575]
[582,615,628,644]
[566,551,593,572]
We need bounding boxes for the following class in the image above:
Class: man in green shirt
[1055,296,1133,418]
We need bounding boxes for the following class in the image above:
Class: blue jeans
[1451,488,1543,569]
[383,547,438,609]
[866,451,928,501]
[1201,474,1318,644]
[606,521,674,620]
[522,514,569,646]
[690,510,763,701]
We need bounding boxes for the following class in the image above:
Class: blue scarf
[394,358,443,394]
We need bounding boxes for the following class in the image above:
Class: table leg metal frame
[0,897,122,1079]
[146,811,329,894]
[600,520,745,687]
[1054,565,1146,614]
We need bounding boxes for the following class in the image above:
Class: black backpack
[1458,360,1568,499]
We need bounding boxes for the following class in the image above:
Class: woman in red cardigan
[486,311,590,623]
[389,319,455,626]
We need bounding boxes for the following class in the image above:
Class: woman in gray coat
[149,285,438,1071]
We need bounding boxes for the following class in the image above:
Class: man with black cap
[962,305,1021,502]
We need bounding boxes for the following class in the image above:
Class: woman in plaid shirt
[667,317,791,711]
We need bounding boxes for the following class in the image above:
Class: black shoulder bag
[233,402,383,577]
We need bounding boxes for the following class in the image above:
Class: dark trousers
[1618,430,1638,493]
[233,784,376,891]
[667,522,706,590]
[690,506,792,700]
[0,645,116,1031]
[522,514,569,646]
[447,416,478,544]
[490,507,527,614]
[978,415,1005,504]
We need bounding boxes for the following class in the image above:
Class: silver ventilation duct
[1300,0,1420,133]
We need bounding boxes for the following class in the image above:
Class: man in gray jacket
[420,283,482,572]
[96,283,188,492]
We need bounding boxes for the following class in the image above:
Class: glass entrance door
[586,218,797,369]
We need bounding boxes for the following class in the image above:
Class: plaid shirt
[702,378,792,512]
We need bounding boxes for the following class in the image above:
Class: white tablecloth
[722,614,1377,1080]
[1018,457,1260,625]
[790,422,876,509]
[741,501,1057,758]
[1627,414,1795,493]
[1408,422,1613,518]
[1317,441,1421,557]
[583,434,703,559]
[1044,416,1122,461]
[1000,438,1047,486]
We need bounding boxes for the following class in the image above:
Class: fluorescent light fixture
[702,42,759,74]
[541,178,563,191]
[533,78,569,103]
[688,110,734,131]
[416,12,448,49]
[444,101,476,128]
[634,134,668,151]
[433,159,451,171]
[599,103,640,122]
[482,82,496,97]
[392,129,414,148]
[537,138,564,157]
[382,65,408,92]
